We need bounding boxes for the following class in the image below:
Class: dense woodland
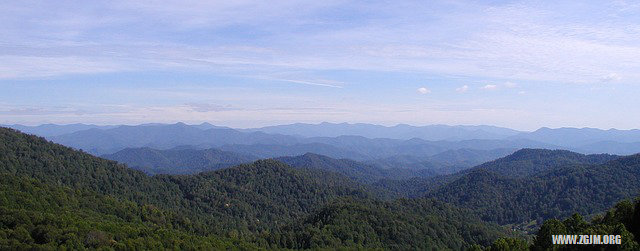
[1,126,639,250]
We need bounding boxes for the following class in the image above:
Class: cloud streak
[481,84,497,90]
[456,85,469,93]
[269,78,344,88]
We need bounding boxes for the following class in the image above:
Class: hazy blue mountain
[245,122,522,140]
[15,122,640,157]
[192,122,232,130]
[220,136,544,164]
[219,143,370,160]
[4,123,116,137]
[511,127,640,147]
[303,136,554,159]
[276,153,437,183]
[301,136,413,158]
[367,154,433,169]
[366,148,516,176]
[45,123,558,161]
[50,123,298,155]
[102,147,259,175]
[574,140,640,155]
[40,122,639,161]
[426,148,517,170]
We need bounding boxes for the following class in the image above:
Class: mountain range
[0,126,508,249]
[102,147,259,175]
[6,122,640,157]
[242,122,522,140]
[2,126,639,249]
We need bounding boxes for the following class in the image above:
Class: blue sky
[1,0,639,130]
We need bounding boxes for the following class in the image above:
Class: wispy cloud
[417,87,431,94]
[455,85,469,93]
[269,78,344,88]
[1,1,639,84]
[186,103,242,112]
[481,84,498,90]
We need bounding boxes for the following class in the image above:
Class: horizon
[4,121,639,132]
[2,1,640,130]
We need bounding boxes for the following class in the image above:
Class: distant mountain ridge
[243,122,522,140]
[8,122,640,157]
[18,123,542,164]
[3,123,117,137]
[48,123,298,155]
[511,127,640,146]
[102,147,259,175]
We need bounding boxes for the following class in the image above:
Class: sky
[1,0,640,130]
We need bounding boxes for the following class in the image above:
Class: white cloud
[417,87,431,94]
[481,84,498,90]
[455,85,469,93]
[504,82,518,88]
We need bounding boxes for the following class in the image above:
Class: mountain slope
[0,127,186,207]
[0,174,257,249]
[102,147,258,175]
[428,152,640,225]
[164,160,374,233]
[471,148,618,178]
[270,197,508,250]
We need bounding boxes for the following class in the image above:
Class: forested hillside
[269,197,506,250]
[0,127,508,249]
[472,148,618,177]
[0,174,257,249]
[531,198,640,250]
[429,152,640,225]
[369,148,640,230]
